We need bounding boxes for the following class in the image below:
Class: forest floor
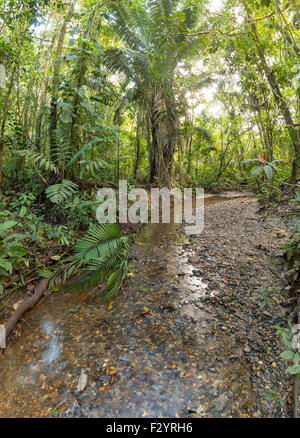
[0,194,295,418]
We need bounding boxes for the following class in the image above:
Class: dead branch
[2,278,49,350]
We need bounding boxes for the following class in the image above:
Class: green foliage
[0,214,28,293]
[45,180,79,205]
[0,188,81,295]
[17,150,58,174]
[250,286,280,310]
[11,192,36,218]
[52,224,130,301]
[284,191,300,269]
[275,321,300,378]
[264,390,285,408]
[242,158,282,181]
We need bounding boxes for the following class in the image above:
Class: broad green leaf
[0,221,17,232]
[263,165,273,180]
[250,165,263,176]
[0,258,12,274]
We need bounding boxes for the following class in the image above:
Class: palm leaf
[73,223,128,262]
[45,179,79,204]
[102,259,128,301]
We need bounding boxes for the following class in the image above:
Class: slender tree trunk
[49,4,74,166]
[187,136,193,175]
[35,25,57,151]
[145,113,155,183]
[133,111,141,179]
[0,70,15,185]
[23,17,50,137]
[113,107,121,180]
[255,106,270,158]
[249,19,300,180]
[70,7,99,164]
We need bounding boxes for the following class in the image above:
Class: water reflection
[41,321,62,365]
[0,193,257,418]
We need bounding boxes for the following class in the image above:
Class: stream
[0,193,290,418]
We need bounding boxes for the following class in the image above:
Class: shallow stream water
[0,193,262,418]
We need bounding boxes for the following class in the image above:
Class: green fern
[79,159,108,178]
[52,224,130,301]
[45,179,79,204]
[52,127,73,168]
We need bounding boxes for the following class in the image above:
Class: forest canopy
[0,0,299,189]
[1,0,300,419]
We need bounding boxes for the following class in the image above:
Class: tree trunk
[149,90,177,186]
[35,27,57,151]
[49,4,74,166]
[250,20,300,180]
[0,70,16,185]
[70,7,99,165]
[23,17,50,137]
[133,111,141,179]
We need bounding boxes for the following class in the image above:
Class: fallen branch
[2,278,49,350]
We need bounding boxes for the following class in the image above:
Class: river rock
[214,394,229,411]
[77,370,88,392]
[188,255,201,264]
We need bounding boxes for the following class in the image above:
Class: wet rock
[77,370,88,392]
[161,305,176,314]
[65,308,80,315]
[188,255,201,264]
[262,311,273,318]
[119,354,131,362]
[214,394,229,411]
[229,355,240,362]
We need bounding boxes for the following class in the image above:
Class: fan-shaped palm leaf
[73,223,129,262]
[52,224,130,301]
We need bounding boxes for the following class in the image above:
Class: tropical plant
[103,0,205,184]
[249,286,279,310]
[242,155,282,181]
[17,150,58,175]
[264,390,285,408]
[52,223,130,301]
[284,192,300,275]
[0,219,28,293]
[275,321,300,378]
[11,192,36,218]
[45,179,79,205]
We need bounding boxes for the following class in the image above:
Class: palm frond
[102,259,127,300]
[52,223,130,301]
[45,179,79,204]
[73,223,124,261]
[106,0,148,52]
[51,257,83,287]
[150,0,174,23]
[52,127,73,168]
[17,149,58,174]
[68,247,124,291]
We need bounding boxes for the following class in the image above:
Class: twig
[268,266,289,285]
[50,399,67,417]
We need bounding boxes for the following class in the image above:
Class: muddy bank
[0,194,293,417]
